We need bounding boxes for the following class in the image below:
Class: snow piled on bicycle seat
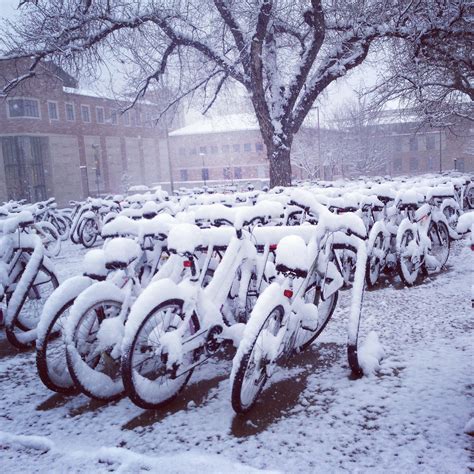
[275,235,308,271]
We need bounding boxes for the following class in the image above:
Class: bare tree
[368,1,473,126]
[1,0,469,186]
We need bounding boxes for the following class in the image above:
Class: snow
[0,216,472,472]
[358,331,385,375]
[275,235,308,271]
[168,113,260,136]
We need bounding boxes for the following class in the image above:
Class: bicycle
[1,212,59,349]
[396,196,450,286]
[230,201,367,413]
[120,202,284,409]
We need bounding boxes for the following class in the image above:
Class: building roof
[169,113,260,136]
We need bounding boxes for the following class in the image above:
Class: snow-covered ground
[0,240,472,473]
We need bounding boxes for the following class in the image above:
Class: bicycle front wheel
[121,299,200,409]
[66,286,125,401]
[428,221,450,269]
[231,304,286,414]
[6,263,59,349]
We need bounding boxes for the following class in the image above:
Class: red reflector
[183,260,192,268]
[471,244,474,251]
[270,244,277,251]
[283,289,293,298]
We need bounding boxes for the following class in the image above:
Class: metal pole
[317,106,321,179]
[439,129,442,173]
[165,125,174,193]
[200,152,206,186]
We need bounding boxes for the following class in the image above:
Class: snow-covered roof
[169,113,260,136]
[63,87,157,107]
[63,86,109,99]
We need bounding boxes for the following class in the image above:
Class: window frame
[47,100,59,121]
[81,104,91,123]
[7,97,41,119]
[65,102,75,121]
[96,106,105,124]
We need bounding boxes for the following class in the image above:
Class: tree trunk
[268,145,292,188]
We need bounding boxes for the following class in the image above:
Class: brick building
[0,58,174,205]
[167,114,268,187]
[166,109,472,188]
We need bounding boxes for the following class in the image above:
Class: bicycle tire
[397,228,419,286]
[231,303,286,413]
[6,263,59,349]
[36,276,93,394]
[296,283,339,352]
[365,231,384,288]
[78,218,99,248]
[66,283,126,401]
[121,298,200,409]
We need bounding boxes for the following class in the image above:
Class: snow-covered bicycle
[230,202,367,413]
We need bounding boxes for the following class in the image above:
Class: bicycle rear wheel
[397,228,420,286]
[231,304,286,413]
[122,299,200,409]
[79,218,99,248]
[295,283,339,352]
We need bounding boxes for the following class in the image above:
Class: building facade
[0,58,171,205]
[166,110,472,189]
[167,114,268,187]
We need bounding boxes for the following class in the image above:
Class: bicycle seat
[275,263,308,279]
[104,237,141,270]
[102,215,139,238]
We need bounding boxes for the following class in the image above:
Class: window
[81,105,90,123]
[199,146,207,155]
[255,142,264,152]
[456,158,465,172]
[8,98,40,118]
[130,111,136,126]
[427,157,434,170]
[223,167,231,179]
[190,148,197,155]
[110,109,118,125]
[394,158,402,172]
[48,101,58,120]
[222,144,230,153]
[136,110,141,126]
[233,144,241,153]
[234,166,242,179]
[426,135,436,151]
[179,147,186,157]
[180,169,188,181]
[410,156,419,171]
[243,143,252,152]
[409,136,418,152]
[96,107,104,124]
[202,168,209,181]
[210,145,218,154]
[65,103,75,121]
[123,111,130,126]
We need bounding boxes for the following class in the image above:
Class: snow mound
[358,331,385,376]
[464,417,474,436]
